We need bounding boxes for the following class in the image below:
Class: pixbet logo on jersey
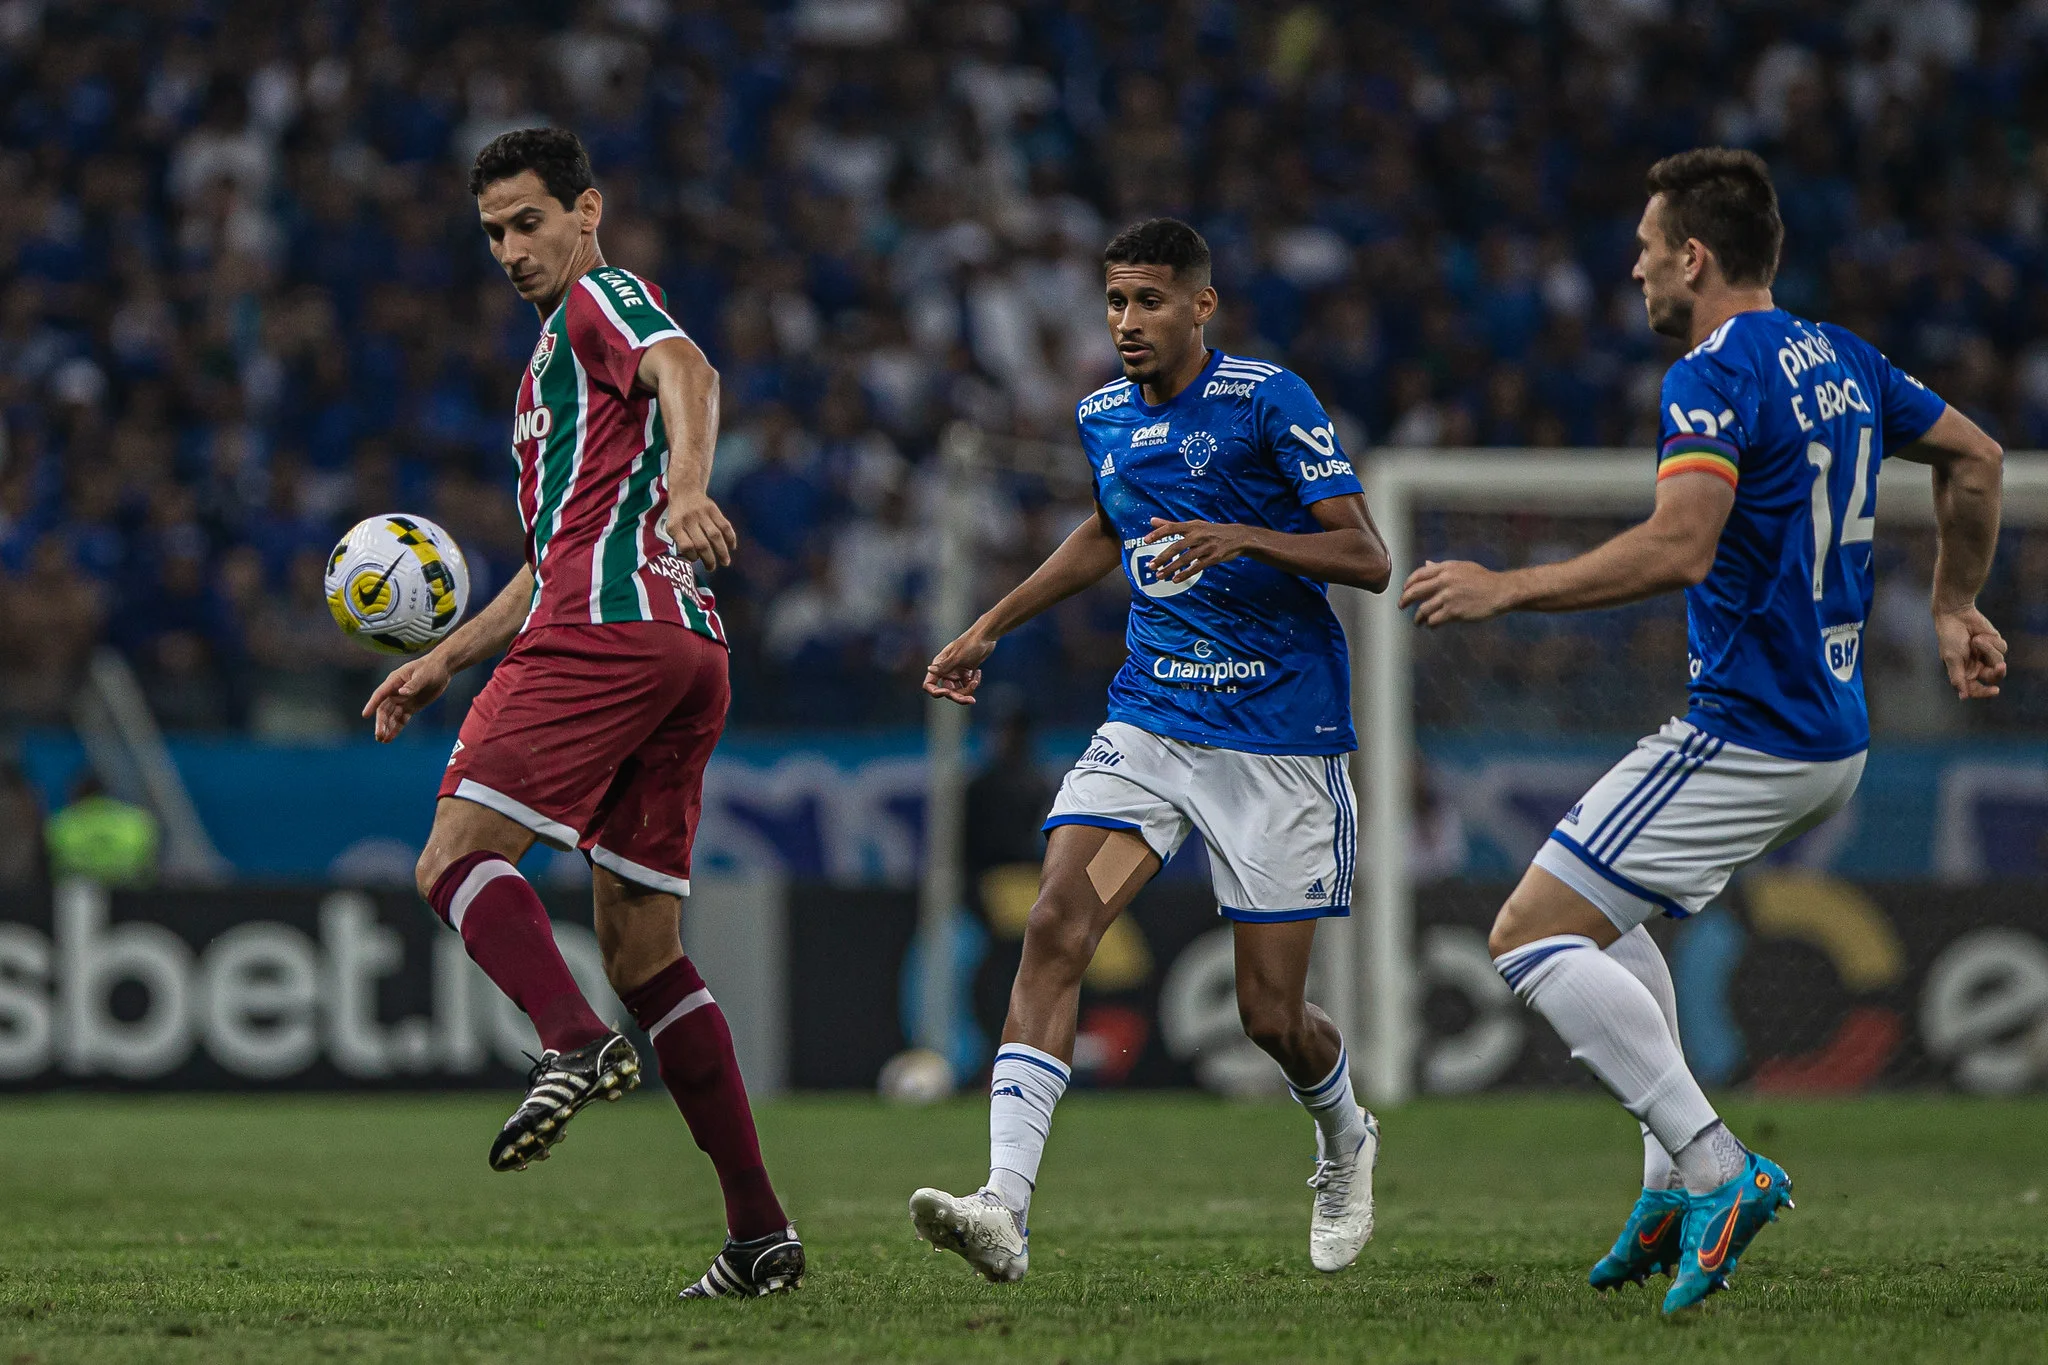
[1080,386,1130,418]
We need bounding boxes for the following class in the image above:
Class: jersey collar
[1129,348,1223,418]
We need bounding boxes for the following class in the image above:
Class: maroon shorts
[440,622,728,896]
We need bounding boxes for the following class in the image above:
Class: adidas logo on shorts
[1305,878,1327,903]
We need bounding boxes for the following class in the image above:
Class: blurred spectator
[966,709,1054,877]
[45,776,159,887]
[0,1,2041,735]
[0,758,47,891]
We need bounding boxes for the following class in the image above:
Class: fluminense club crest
[530,329,557,379]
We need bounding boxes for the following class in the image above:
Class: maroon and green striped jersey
[510,265,725,643]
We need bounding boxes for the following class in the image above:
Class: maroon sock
[621,956,788,1240]
[428,851,609,1053]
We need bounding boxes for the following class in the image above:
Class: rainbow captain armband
[1657,435,1739,489]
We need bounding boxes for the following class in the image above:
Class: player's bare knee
[1021,893,1099,981]
[1487,902,1529,959]
[1237,993,1305,1059]
[414,845,453,903]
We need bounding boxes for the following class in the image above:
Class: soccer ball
[877,1047,956,1105]
[324,515,471,655]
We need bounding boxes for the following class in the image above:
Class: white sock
[1494,935,1720,1178]
[1288,1044,1369,1159]
[1673,1120,1748,1195]
[1637,1123,1677,1190]
[987,1043,1070,1219]
[1604,928,1685,1190]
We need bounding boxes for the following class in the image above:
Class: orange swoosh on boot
[1696,1204,1740,1272]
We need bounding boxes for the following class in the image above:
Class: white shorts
[1534,717,1865,933]
[1042,721,1356,922]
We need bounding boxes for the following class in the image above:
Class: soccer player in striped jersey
[1402,149,2005,1312]
[362,129,800,1299]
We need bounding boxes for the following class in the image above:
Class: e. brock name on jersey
[1076,350,1363,756]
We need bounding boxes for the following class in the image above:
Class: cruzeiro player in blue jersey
[908,219,1393,1281]
[1402,149,2006,1314]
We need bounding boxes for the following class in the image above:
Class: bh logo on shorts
[1129,537,1201,597]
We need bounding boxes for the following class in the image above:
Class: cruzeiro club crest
[530,328,557,379]
[1180,430,1218,476]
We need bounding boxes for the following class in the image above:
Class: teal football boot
[1663,1151,1794,1313]
[1588,1186,1687,1289]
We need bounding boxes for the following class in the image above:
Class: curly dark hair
[1645,148,1783,287]
[1102,218,1212,287]
[468,127,594,209]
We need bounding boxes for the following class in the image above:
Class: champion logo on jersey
[529,329,556,379]
[1131,420,1171,447]
[1100,451,1116,477]
[1305,878,1327,903]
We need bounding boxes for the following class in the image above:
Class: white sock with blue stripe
[1289,1046,1369,1158]
[1494,935,1720,1184]
[987,1043,1070,1218]
[1603,927,1686,1189]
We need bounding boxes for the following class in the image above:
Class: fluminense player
[910,219,1392,1280]
[361,129,802,1298]
[1401,149,2005,1313]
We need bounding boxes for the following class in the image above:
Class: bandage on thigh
[1085,830,1152,904]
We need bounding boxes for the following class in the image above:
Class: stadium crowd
[1,0,2046,736]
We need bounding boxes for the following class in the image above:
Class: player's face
[1104,264,1216,385]
[1633,194,1695,339]
[477,171,601,307]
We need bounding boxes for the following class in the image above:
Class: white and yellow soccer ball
[324,515,471,655]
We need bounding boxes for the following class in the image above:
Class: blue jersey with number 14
[1657,308,1947,761]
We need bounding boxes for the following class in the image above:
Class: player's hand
[1399,559,1516,627]
[1934,604,2007,700]
[1142,518,1257,582]
[363,652,453,742]
[665,491,738,571]
[924,629,997,705]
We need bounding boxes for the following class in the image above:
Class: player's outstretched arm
[1141,493,1390,591]
[924,507,1124,705]
[640,335,736,571]
[362,564,535,742]
[1894,405,2007,699]
[1400,472,1734,626]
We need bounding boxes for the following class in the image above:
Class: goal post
[1346,447,2048,1108]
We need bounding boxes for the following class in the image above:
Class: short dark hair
[469,127,594,209]
[1644,148,1783,287]
[1103,218,1212,287]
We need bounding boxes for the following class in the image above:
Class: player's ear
[579,187,603,234]
[1683,237,1710,290]
[1192,285,1218,327]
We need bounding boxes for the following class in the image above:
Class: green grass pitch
[1,1092,2043,1363]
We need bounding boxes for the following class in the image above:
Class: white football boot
[908,1187,1029,1283]
[1307,1107,1380,1272]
